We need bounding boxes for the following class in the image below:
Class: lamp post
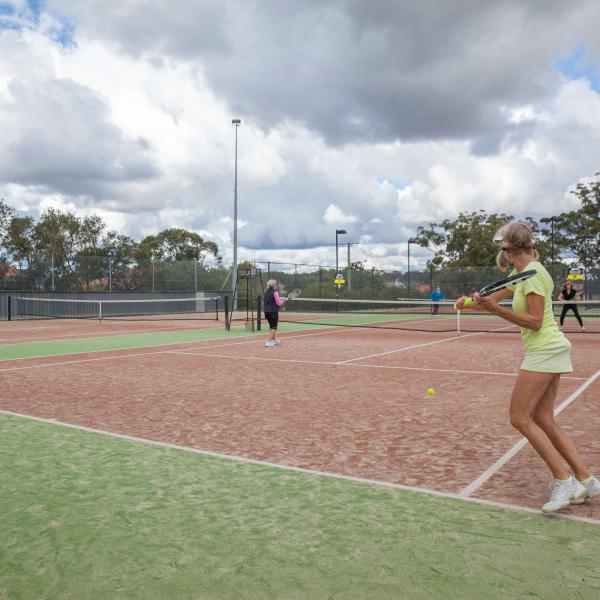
[346,242,358,290]
[151,253,155,292]
[51,252,55,291]
[541,216,559,283]
[232,119,241,305]
[407,238,419,298]
[107,249,116,293]
[335,229,347,299]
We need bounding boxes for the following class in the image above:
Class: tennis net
[10,295,222,321]
[276,298,600,334]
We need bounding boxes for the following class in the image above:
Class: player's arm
[476,292,544,331]
[455,287,512,311]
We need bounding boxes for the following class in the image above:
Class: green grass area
[0,321,318,362]
[2,413,599,600]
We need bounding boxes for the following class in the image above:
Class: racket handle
[453,297,474,310]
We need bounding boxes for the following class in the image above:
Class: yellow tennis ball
[426,388,436,396]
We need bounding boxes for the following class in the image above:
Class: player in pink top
[263,279,285,347]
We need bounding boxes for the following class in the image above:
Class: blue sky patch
[0,0,75,47]
[376,177,411,190]
[555,43,599,92]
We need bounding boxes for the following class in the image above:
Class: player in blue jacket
[430,285,444,315]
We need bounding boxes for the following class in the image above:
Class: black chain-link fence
[1,257,597,302]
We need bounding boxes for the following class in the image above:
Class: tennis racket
[454,269,537,309]
[286,288,302,300]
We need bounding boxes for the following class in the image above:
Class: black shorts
[265,311,279,329]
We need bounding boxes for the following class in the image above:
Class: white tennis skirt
[521,339,573,373]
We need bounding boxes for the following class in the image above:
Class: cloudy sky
[1,0,599,270]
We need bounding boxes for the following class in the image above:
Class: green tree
[555,174,600,277]
[415,211,515,267]
[137,228,220,263]
[0,199,13,243]
[30,209,107,290]
[0,199,15,279]
[4,215,35,269]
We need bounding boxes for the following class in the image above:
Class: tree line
[1,172,598,294]
[0,201,222,291]
[412,174,599,277]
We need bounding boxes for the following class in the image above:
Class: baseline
[2,408,598,527]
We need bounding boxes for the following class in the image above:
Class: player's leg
[533,375,599,501]
[572,305,584,328]
[532,374,590,480]
[264,312,278,346]
[559,305,568,327]
[509,370,571,480]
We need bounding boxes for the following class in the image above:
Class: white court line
[168,350,589,381]
[335,323,520,365]
[2,326,592,383]
[170,350,337,367]
[0,325,382,371]
[1,408,598,526]
[346,362,587,381]
[0,323,222,343]
[335,331,483,364]
[460,367,600,497]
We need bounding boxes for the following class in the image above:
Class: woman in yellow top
[456,221,599,512]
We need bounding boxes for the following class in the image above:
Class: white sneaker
[273,339,282,345]
[580,475,600,499]
[542,477,587,513]
[265,341,274,348]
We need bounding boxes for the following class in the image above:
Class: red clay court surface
[1,320,599,521]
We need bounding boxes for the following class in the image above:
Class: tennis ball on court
[426,388,436,396]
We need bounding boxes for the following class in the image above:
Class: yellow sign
[568,267,584,281]
[334,278,346,285]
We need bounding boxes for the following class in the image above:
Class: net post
[215,296,220,321]
[224,294,230,330]
[256,295,262,331]
[99,300,102,322]
[7,295,12,321]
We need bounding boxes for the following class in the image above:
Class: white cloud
[0,2,599,271]
[323,204,360,226]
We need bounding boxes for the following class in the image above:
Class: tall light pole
[51,252,55,291]
[232,119,241,303]
[541,216,558,283]
[151,253,155,292]
[335,229,347,299]
[107,249,115,293]
[407,238,419,298]
[346,242,358,290]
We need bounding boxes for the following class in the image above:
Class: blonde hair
[494,220,538,272]
[266,279,278,289]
